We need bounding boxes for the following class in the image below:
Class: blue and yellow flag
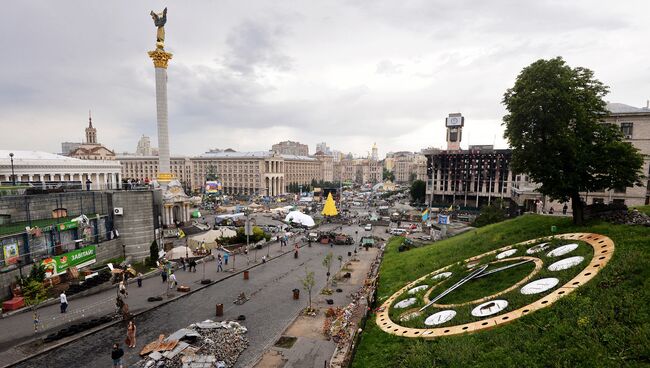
[421,209,429,221]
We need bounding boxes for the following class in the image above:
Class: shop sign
[41,245,96,278]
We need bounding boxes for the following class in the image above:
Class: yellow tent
[321,193,339,217]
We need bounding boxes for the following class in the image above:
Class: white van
[390,228,407,235]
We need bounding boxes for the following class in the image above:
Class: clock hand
[419,264,488,312]
[473,259,532,279]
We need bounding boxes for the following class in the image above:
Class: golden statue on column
[150,7,167,50]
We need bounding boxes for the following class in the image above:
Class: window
[620,122,633,138]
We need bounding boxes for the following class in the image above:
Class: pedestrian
[136,273,143,288]
[119,281,128,298]
[189,258,197,272]
[180,257,186,271]
[562,204,568,215]
[217,257,223,272]
[59,291,68,313]
[549,207,554,215]
[223,252,229,265]
[126,320,137,348]
[169,272,177,289]
[161,268,168,283]
[111,343,124,368]
[262,255,267,263]
[294,243,299,259]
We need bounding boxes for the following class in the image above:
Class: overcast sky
[1,1,649,158]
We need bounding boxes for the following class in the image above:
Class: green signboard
[57,221,78,231]
[42,245,96,278]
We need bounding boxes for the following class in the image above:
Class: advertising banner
[437,214,450,225]
[2,242,19,265]
[41,245,96,278]
[205,181,222,193]
[57,221,78,231]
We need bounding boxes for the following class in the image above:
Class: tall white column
[148,48,173,180]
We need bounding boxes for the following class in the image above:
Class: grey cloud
[376,60,403,75]
[223,20,294,75]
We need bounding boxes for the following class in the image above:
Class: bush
[148,240,159,267]
[472,200,507,227]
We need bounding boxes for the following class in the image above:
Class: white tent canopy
[165,246,196,260]
[187,228,237,249]
[284,211,315,227]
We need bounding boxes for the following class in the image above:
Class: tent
[321,193,339,217]
[164,246,196,260]
[284,211,315,227]
[187,228,237,249]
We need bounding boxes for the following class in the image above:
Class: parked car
[390,228,407,236]
[419,234,432,241]
[364,223,372,231]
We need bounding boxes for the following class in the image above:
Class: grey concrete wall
[0,192,110,224]
[111,191,156,262]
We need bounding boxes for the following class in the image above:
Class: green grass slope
[352,215,650,368]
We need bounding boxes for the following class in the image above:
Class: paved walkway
[2,222,376,368]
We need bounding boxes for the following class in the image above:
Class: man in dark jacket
[112,343,124,368]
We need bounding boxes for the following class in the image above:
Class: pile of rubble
[599,209,650,226]
[134,320,248,368]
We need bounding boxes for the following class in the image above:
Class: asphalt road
[13,222,384,368]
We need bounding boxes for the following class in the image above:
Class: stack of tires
[43,315,113,343]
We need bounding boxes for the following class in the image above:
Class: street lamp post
[9,152,15,186]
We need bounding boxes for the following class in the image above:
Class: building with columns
[333,158,382,184]
[272,141,309,156]
[117,155,192,189]
[0,150,122,190]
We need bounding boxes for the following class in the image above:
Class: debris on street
[133,320,249,368]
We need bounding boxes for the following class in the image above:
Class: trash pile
[599,209,650,226]
[134,320,249,368]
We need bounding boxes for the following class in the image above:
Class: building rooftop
[0,150,121,168]
[607,102,650,114]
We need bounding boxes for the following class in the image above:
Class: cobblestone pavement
[9,222,380,368]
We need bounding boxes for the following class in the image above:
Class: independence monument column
[148,8,173,184]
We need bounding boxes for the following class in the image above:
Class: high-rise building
[371,143,378,161]
[316,142,331,155]
[135,135,154,156]
[272,141,309,156]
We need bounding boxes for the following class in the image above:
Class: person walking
[169,272,177,289]
[136,273,143,288]
[161,267,168,283]
[59,291,68,313]
[189,258,197,272]
[562,204,568,215]
[111,343,124,368]
[126,320,137,348]
[217,257,223,272]
[119,281,128,298]
[180,257,186,271]
[223,252,229,266]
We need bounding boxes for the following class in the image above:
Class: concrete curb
[3,240,307,368]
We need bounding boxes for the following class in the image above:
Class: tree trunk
[570,192,584,225]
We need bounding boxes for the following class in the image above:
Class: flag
[447,204,453,211]
[421,209,429,221]
[178,229,186,238]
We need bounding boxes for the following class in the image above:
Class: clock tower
[445,113,464,151]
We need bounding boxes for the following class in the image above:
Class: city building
[425,146,513,208]
[333,158,381,184]
[0,150,123,190]
[371,143,379,161]
[61,142,81,156]
[117,155,192,190]
[68,114,115,160]
[191,151,285,196]
[316,142,332,155]
[272,141,309,156]
[392,151,427,183]
[283,155,321,187]
[68,114,116,160]
[135,135,156,156]
[314,152,334,182]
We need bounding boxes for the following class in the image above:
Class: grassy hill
[352,215,650,368]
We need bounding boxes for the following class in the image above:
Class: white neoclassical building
[0,150,123,190]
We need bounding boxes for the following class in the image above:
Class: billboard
[445,115,464,127]
[205,181,222,193]
[41,245,96,278]
[2,242,19,265]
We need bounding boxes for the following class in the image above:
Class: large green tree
[410,180,426,204]
[503,57,643,225]
[382,167,395,182]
